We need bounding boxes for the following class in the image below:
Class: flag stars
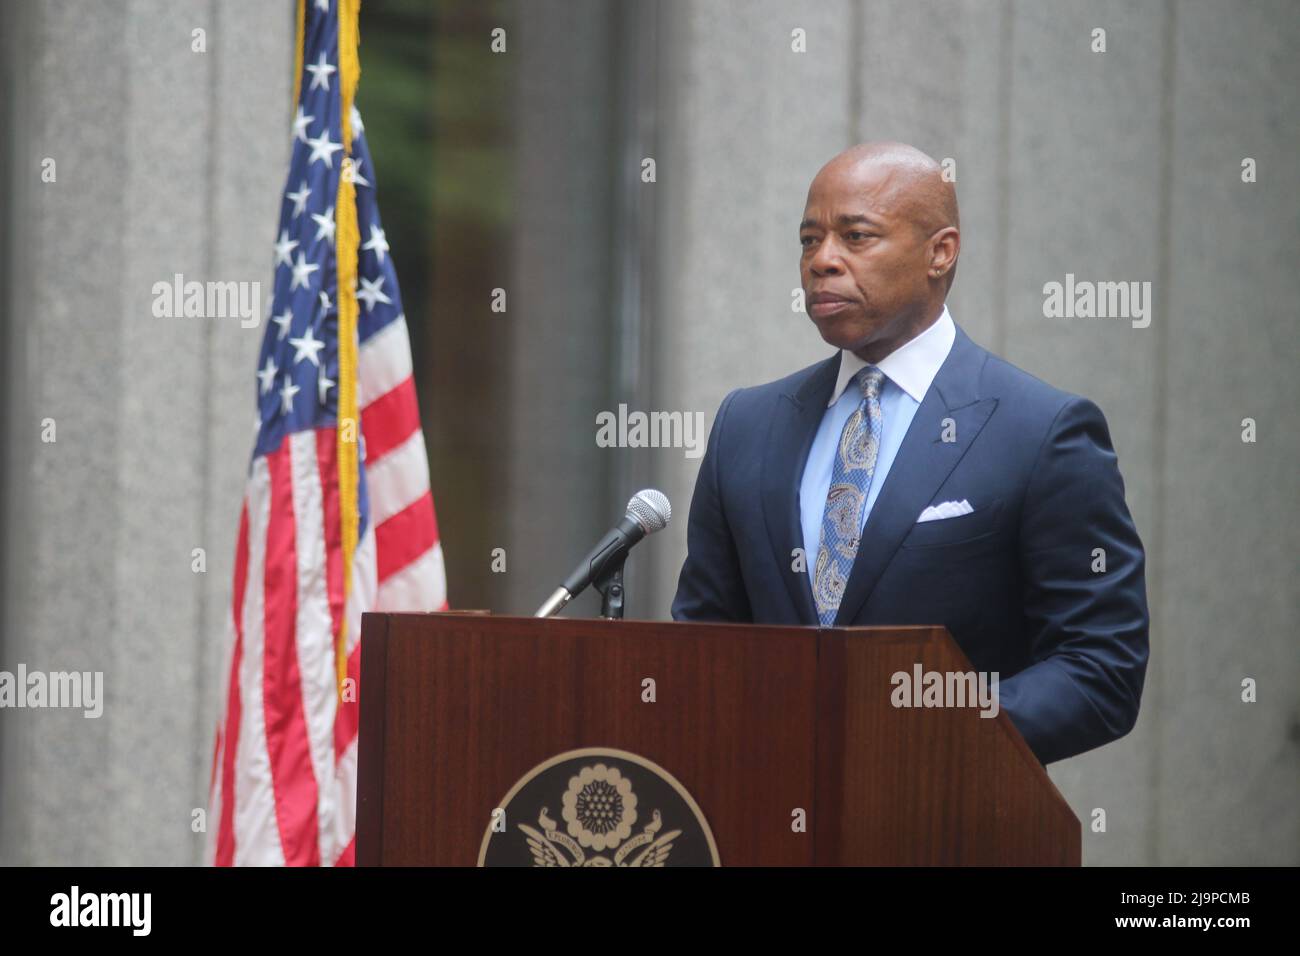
[356,276,393,312]
[292,106,314,143]
[348,156,371,188]
[350,105,365,135]
[279,378,301,415]
[311,205,336,245]
[305,52,336,92]
[289,326,326,367]
[290,251,320,291]
[319,290,333,314]
[317,371,335,406]
[271,308,293,340]
[306,132,343,168]
[362,223,389,264]
[286,181,311,218]
[257,356,279,395]
[273,230,299,268]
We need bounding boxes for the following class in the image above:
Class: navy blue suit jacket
[671,322,1149,765]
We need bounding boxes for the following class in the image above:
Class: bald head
[798,141,962,362]
[816,141,959,243]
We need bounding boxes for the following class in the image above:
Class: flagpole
[334,0,362,695]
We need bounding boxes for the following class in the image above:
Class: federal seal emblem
[478,747,720,867]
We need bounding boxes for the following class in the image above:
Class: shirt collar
[827,304,957,406]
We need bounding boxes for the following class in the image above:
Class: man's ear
[928,227,960,280]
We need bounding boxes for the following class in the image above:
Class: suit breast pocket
[900,498,1005,550]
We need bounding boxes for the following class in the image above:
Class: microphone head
[626,489,671,534]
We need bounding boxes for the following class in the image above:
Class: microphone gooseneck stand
[593,559,626,620]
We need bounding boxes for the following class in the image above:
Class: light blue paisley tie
[813,366,885,626]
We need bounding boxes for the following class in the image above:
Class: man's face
[799,161,934,354]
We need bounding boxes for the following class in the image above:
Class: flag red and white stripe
[207,314,447,866]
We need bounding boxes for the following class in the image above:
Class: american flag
[207,0,447,866]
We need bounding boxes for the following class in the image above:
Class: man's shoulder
[981,349,1075,407]
[965,330,1101,428]
[956,331,1124,492]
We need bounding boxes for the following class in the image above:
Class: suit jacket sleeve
[999,396,1150,764]
[671,389,753,622]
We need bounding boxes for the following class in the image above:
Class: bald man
[672,142,1148,766]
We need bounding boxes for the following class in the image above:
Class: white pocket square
[917,499,974,523]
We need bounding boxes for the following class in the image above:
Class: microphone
[534,489,672,618]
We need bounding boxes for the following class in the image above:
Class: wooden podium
[356,613,1080,866]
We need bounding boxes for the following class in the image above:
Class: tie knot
[855,366,885,401]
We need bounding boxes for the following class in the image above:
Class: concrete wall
[503,0,621,620]
[0,0,292,865]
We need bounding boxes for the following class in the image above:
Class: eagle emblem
[478,748,719,866]
[518,764,680,867]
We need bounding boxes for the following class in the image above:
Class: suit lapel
[761,354,839,624]
[833,324,998,626]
